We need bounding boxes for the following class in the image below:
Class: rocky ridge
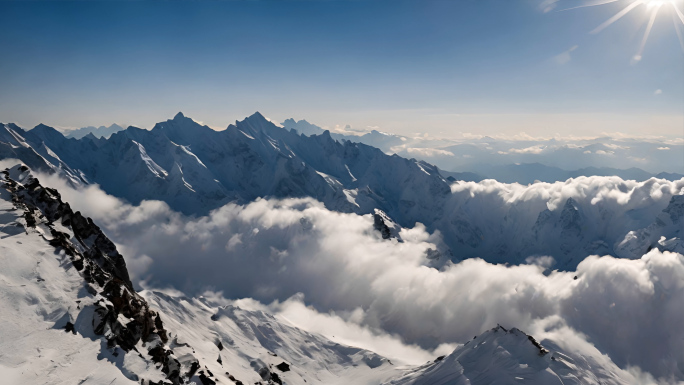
[1,165,217,385]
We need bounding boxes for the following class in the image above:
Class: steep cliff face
[0,165,213,385]
[614,194,684,259]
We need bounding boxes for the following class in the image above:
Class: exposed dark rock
[527,334,549,356]
[1,167,204,385]
[64,321,76,334]
[198,371,217,385]
[187,361,200,379]
[373,213,392,239]
[269,371,283,385]
[275,362,290,372]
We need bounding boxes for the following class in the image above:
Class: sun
[560,0,684,61]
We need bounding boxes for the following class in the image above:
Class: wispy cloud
[553,45,578,65]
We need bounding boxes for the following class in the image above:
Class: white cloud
[657,147,670,150]
[602,143,629,150]
[405,147,455,157]
[506,145,546,154]
[654,89,663,95]
[595,150,615,155]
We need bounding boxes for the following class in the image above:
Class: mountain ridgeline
[0,112,451,232]
[0,112,682,269]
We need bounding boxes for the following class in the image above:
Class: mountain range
[0,112,682,270]
[64,123,125,139]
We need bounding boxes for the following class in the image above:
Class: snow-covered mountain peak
[233,111,284,138]
[151,112,215,144]
[281,118,325,136]
[30,123,67,143]
[386,326,631,385]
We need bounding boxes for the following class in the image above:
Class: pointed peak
[31,123,60,134]
[246,111,269,123]
[564,197,578,207]
[173,112,185,120]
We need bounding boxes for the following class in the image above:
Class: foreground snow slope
[143,290,401,385]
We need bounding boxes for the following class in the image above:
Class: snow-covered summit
[386,326,633,385]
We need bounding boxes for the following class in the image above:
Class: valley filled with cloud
[32,168,684,382]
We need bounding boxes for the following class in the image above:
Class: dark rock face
[275,362,290,372]
[64,321,76,334]
[372,209,403,241]
[373,213,392,239]
[560,198,583,239]
[1,167,210,385]
[664,195,684,224]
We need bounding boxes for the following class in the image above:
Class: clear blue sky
[1,0,682,139]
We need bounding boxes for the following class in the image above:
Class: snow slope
[384,326,635,385]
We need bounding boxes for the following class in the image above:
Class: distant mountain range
[282,118,406,152]
[63,123,125,139]
[440,163,684,184]
[0,112,682,270]
[281,118,684,179]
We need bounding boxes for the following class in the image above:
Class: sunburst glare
[558,0,684,60]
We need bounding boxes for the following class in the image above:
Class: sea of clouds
[33,170,684,383]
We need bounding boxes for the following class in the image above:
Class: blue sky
[1,0,682,138]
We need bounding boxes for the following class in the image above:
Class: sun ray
[591,0,643,34]
[673,1,684,24]
[557,0,621,12]
[567,0,684,59]
[673,11,684,50]
[633,5,661,61]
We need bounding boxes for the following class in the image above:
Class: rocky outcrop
[1,165,215,385]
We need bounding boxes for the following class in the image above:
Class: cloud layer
[35,171,684,381]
